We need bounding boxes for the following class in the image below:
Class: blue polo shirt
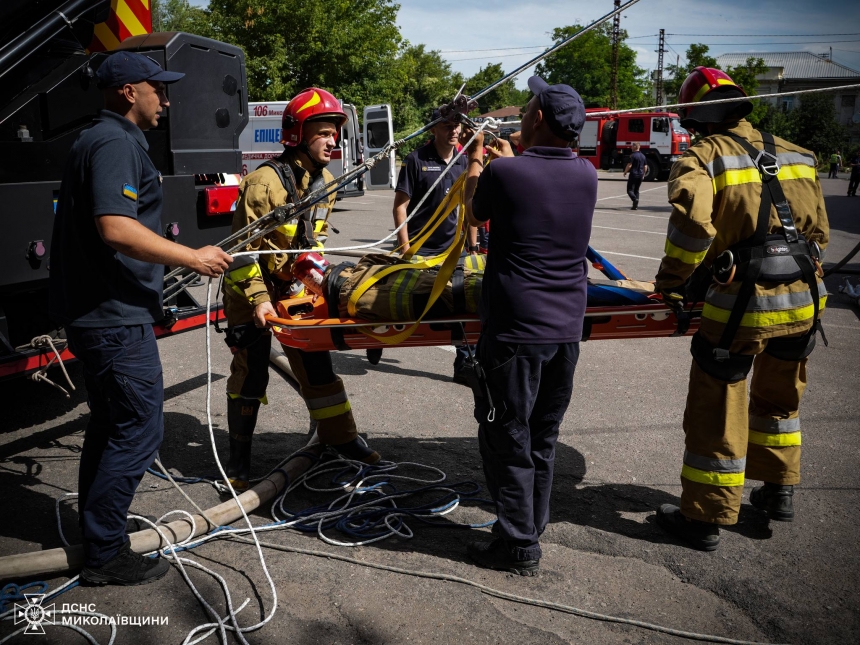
[473,146,597,343]
[49,110,165,327]
[395,140,467,255]
[628,151,647,178]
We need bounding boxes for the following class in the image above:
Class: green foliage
[664,43,718,99]
[787,92,849,155]
[754,103,796,141]
[534,24,650,109]
[385,44,465,157]
[196,0,403,106]
[725,56,769,124]
[464,63,524,115]
[151,0,207,32]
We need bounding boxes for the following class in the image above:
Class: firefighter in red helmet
[220,88,381,491]
[654,67,829,550]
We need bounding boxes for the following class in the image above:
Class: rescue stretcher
[266,247,703,352]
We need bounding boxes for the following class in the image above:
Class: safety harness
[693,130,826,379]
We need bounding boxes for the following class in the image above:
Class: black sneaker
[333,437,381,465]
[750,483,794,522]
[81,542,170,586]
[632,200,639,210]
[656,504,720,551]
[366,348,383,365]
[467,539,539,576]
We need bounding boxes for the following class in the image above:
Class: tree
[725,56,769,124]
[463,63,524,115]
[197,0,403,106]
[755,103,796,141]
[534,24,650,109]
[384,43,465,156]
[151,0,207,33]
[664,43,718,99]
[788,92,848,156]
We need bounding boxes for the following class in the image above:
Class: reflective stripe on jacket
[655,119,830,341]
[223,153,335,310]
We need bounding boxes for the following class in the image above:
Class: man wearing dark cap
[49,51,232,585]
[462,77,597,575]
[389,109,480,382]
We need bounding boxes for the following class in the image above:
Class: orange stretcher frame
[267,294,703,352]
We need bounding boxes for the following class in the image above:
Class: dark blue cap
[96,51,185,89]
[527,76,586,140]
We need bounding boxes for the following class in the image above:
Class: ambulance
[239,102,396,198]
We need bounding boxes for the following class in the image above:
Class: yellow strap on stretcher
[347,173,468,345]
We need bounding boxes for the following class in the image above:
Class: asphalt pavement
[1,171,858,644]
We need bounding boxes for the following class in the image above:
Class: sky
[189,0,860,91]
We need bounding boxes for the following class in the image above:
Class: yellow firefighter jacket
[223,152,335,316]
[655,119,829,341]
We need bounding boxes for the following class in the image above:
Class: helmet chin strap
[298,140,329,172]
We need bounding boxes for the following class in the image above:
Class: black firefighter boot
[750,483,794,522]
[225,397,260,492]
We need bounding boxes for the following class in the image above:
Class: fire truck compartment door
[363,104,395,189]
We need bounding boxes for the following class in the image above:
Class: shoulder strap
[261,156,299,205]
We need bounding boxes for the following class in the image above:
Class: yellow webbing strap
[347,174,468,345]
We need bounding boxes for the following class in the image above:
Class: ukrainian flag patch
[122,184,138,201]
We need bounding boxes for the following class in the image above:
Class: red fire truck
[578,109,691,181]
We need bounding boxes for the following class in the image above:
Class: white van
[239,101,395,198]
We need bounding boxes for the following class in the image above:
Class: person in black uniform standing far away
[49,51,232,586]
[462,77,598,576]
[624,142,647,209]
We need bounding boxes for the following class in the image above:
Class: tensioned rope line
[588,83,860,117]
[161,0,644,300]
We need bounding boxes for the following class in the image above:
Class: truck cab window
[652,118,669,133]
[628,119,645,133]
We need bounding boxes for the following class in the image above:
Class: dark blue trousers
[474,335,579,560]
[66,324,164,567]
[627,175,643,203]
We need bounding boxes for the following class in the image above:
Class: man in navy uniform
[389,110,479,381]
[463,77,597,575]
[624,142,647,209]
[49,51,232,585]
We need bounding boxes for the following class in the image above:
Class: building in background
[715,52,860,143]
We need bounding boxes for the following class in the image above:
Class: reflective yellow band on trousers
[227,393,268,404]
[308,400,352,420]
[749,429,802,447]
[681,464,745,487]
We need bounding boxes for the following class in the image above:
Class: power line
[447,39,860,61]
[440,45,547,53]
[667,32,860,37]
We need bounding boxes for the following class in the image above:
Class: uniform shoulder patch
[122,184,138,201]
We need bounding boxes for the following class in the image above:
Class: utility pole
[610,0,621,110]
[655,29,666,106]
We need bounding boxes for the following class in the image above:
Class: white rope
[231,118,497,261]
[588,82,860,117]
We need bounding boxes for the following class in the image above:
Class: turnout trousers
[680,329,812,525]
[475,335,579,560]
[225,329,358,446]
[66,324,164,567]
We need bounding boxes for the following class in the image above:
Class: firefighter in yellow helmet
[221,88,381,491]
[654,67,829,550]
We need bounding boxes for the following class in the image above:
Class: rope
[22,335,76,398]
[228,537,787,645]
[587,83,860,117]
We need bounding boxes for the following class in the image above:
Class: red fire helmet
[677,67,751,127]
[281,88,348,147]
